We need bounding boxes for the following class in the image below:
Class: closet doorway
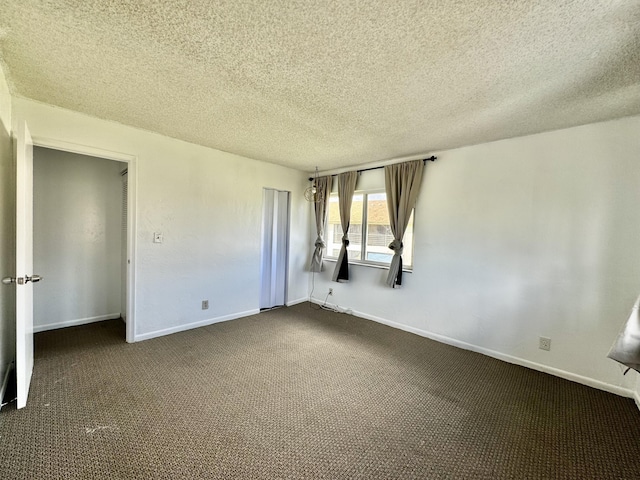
[31,139,137,343]
[259,189,290,310]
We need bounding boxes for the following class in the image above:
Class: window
[326,191,415,269]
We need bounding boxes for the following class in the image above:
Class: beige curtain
[309,176,333,272]
[384,160,424,287]
[332,171,358,282]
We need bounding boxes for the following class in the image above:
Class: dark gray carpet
[1,303,639,479]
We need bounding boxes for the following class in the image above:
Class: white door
[15,121,37,409]
[259,189,289,309]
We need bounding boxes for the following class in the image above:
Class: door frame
[31,137,138,343]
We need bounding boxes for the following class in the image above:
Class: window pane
[326,193,363,260]
[365,193,393,264]
[326,195,340,257]
[327,191,414,269]
[365,193,414,268]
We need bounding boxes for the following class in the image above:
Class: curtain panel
[607,294,640,373]
[309,176,333,272]
[332,171,358,282]
[384,160,424,287]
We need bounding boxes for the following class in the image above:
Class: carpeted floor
[1,303,639,479]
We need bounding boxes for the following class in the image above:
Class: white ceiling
[0,1,639,172]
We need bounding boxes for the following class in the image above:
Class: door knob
[2,277,15,285]
[25,275,42,283]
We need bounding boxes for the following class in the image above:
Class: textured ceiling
[0,1,639,172]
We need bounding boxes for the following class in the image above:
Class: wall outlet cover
[539,336,551,351]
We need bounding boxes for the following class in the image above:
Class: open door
[14,121,37,409]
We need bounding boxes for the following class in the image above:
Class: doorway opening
[31,138,137,343]
[32,147,128,340]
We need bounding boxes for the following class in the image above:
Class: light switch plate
[153,232,163,243]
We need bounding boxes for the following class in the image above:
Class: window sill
[323,257,413,273]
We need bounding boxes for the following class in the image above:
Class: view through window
[326,191,414,268]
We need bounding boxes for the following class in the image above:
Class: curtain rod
[308,156,436,181]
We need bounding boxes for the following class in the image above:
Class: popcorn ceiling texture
[0,1,639,171]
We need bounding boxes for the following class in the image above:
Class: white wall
[33,147,124,331]
[0,64,15,395]
[313,115,640,397]
[12,97,310,341]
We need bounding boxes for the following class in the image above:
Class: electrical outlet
[539,336,551,351]
[202,300,209,310]
[328,288,333,296]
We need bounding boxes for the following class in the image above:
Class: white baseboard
[286,297,309,307]
[135,300,309,342]
[34,313,122,333]
[0,361,14,410]
[135,308,260,342]
[309,298,635,399]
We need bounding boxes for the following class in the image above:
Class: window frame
[325,189,415,271]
